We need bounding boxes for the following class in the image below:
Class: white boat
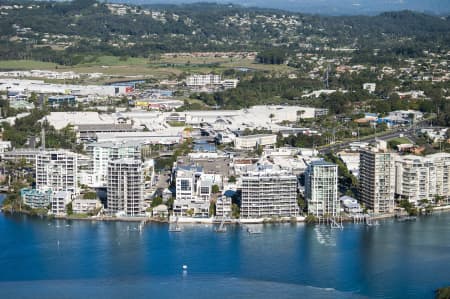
[246,225,263,234]
[169,217,182,232]
[215,216,227,233]
[169,226,182,232]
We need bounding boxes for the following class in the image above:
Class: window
[180,179,191,191]
[200,187,209,195]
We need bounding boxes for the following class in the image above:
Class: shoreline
[2,205,450,225]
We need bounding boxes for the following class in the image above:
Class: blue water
[0,212,449,299]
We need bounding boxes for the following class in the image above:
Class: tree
[297,194,307,213]
[211,184,220,194]
[436,287,450,299]
[66,202,73,215]
[398,199,418,216]
[256,49,287,65]
[297,110,305,122]
[209,200,216,217]
[151,196,163,207]
[228,176,236,183]
[83,191,97,199]
[269,113,275,123]
[255,144,263,156]
[231,203,240,219]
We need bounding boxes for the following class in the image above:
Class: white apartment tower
[240,170,298,219]
[86,141,141,187]
[428,153,450,198]
[395,155,436,205]
[305,161,339,217]
[359,146,395,214]
[107,159,144,216]
[395,153,450,204]
[36,151,78,194]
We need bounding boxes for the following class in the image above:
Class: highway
[319,119,437,154]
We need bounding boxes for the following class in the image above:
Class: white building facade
[395,153,450,204]
[36,151,78,194]
[240,170,298,219]
[173,166,221,218]
[359,148,396,214]
[86,141,141,187]
[305,161,339,217]
[186,74,221,87]
[51,191,73,216]
[234,134,277,150]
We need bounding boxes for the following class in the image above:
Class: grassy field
[388,137,413,144]
[0,60,58,70]
[0,56,296,81]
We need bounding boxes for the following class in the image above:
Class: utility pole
[41,127,46,151]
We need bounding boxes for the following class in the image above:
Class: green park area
[0,54,295,83]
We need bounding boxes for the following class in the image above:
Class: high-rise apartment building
[240,170,298,219]
[107,159,143,216]
[305,161,339,217]
[36,150,78,194]
[395,153,450,204]
[359,145,395,214]
[427,153,450,198]
[86,141,141,187]
[395,155,436,205]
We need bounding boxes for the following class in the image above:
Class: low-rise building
[363,83,376,93]
[337,151,360,177]
[21,188,52,209]
[173,165,221,218]
[221,79,239,89]
[234,134,277,150]
[72,198,102,214]
[51,191,72,216]
[215,190,235,218]
[47,95,76,107]
[186,74,221,87]
[3,149,42,164]
[152,204,169,218]
[340,195,362,214]
[0,141,11,159]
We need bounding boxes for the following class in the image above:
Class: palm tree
[269,113,275,123]
[297,110,305,122]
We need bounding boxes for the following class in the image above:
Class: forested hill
[0,0,449,65]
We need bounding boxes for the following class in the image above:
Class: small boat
[215,217,227,233]
[247,227,263,234]
[169,226,182,232]
[397,216,417,222]
[366,218,379,227]
[215,226,227,233]
[169,217,182,232]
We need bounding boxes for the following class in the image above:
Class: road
[319,119,436,154]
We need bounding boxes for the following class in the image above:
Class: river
[0,210,449,298]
